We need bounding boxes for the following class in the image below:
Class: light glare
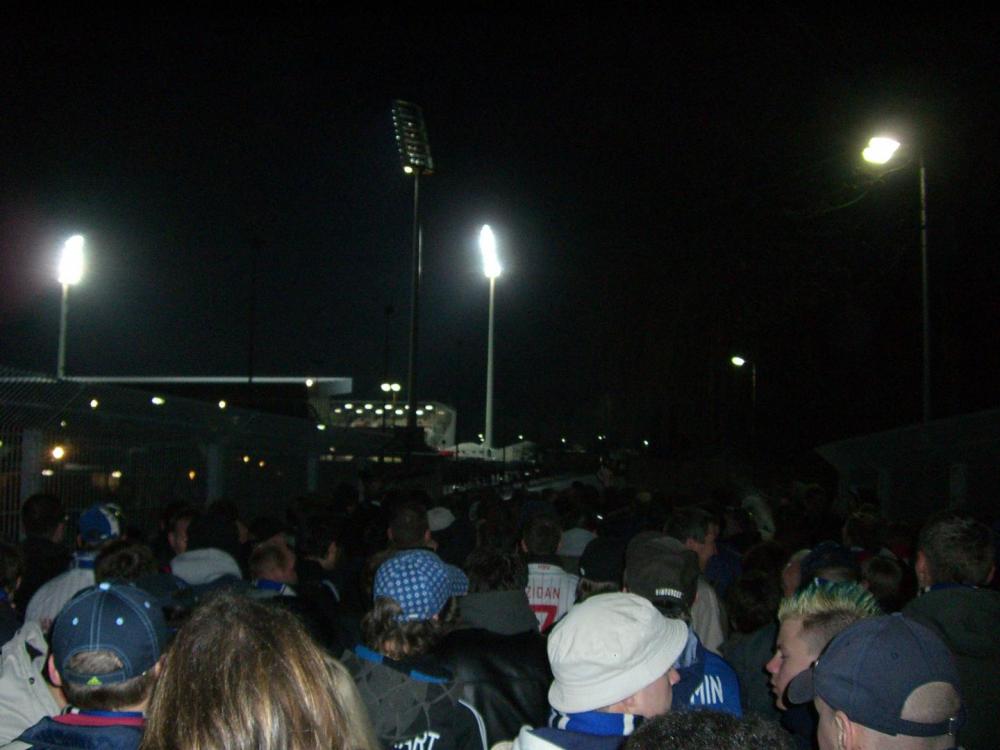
[479,225,501,279]
[90,399,99,409]
[731,356,746,367]
[51,445,66,460]
[862,137,901,165]
[58,236,85,285]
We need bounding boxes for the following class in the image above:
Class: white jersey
[525,562,578,632]
[691,576,726,654]
[24,554,96,633]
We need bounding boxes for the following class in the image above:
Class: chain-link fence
[0,365,348,542]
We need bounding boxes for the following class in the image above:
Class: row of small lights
[85,397,230,410]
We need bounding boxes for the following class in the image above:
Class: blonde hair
[141,591,378,750]
[777,581,882,653]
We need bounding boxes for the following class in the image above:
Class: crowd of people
[0,478,996,750]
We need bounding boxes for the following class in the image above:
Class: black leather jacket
[434,626,552,747]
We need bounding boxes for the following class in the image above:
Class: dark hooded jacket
[903,585,1000,750]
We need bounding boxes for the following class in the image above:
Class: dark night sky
[2,10,999,455]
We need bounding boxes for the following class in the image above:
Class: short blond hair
[777,581,881,652]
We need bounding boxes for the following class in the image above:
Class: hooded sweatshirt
[903,585,1000,750]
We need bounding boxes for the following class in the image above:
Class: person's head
[95,540,158,583]
[521,514,562,556]
[49,582,168,711]
[463,547,527,593]
[624,532,699,621]
[363,549,467,659]
[789,615,965,750]
[186,509,242,562]
[861,555,911,613]
[843,509,883,552]
[387,500,431,549]
[727,569,783,634]
[577,536,627,602]
[915,513,995,589]
[798,541,860,590]
[546,593,687,719]
[22,492,67,542]
[663,506,718,572]
[298,514,342,571]
[782,548,812,597]
[166,504,198,556]
[249,541,298,584]
[624,709,795,750]
[0,542,24,598]
[143,591,378,750]
[766,581,882,710]
[77,503,123,550]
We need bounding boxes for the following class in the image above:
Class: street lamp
[56,235,85,379]
[862,135,930,422]
[380,382,402,429]
[480,225,501,451]
[730,355,757,411]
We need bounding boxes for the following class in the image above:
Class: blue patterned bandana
[374,549,468,621]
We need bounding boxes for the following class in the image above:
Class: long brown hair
[141,591,377,750]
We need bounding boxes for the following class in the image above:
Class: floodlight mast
[57,235,85,379]
[392,100,433,455]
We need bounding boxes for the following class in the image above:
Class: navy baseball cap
[78,503,122,544]
[52,582,169,686]
[374,549,468,621]
[789,614,965,737]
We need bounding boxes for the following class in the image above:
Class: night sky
[2,11,998,460]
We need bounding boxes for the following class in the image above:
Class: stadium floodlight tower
[57,235,85,379]
[480,225,501,452]
[392,100,434,449]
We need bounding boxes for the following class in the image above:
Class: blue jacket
[673,631,742,716]
[13,711,144,750]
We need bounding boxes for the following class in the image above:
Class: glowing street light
[730,355,757,411]
[862,137,901,165]
[56,235,85,379]
[862,135,930,422]
[480,225,501,451]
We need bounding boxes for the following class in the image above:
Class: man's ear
[387,527,395,542]
[986,564,995,586]
[834,710,855,750]
[519,539,528,554]
[47,654,63,687]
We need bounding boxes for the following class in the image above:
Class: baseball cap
[78,503,122,545]
[788,614,965,737]
[52,581,169,686]
[625,532,699,611]
[547,592,688,713]
[578,536,626,586]
[427,507,456,533]
[374,549,468,621]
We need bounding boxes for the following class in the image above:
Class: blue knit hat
[374,549,468,621]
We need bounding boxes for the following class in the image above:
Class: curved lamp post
[863,136,929,422]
